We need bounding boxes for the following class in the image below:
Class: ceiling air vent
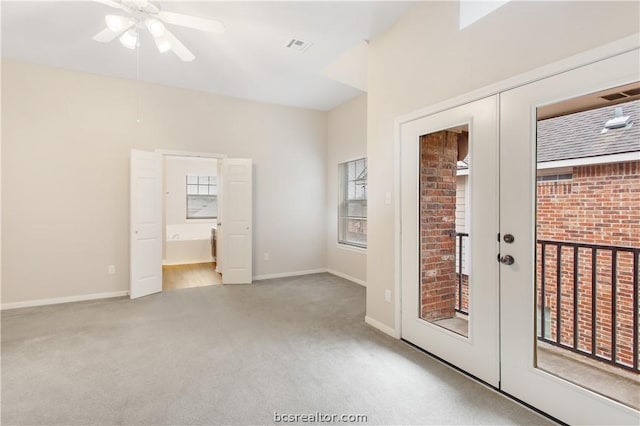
[601,93,627,101]
[286,38,312,53]
[600,86,640,102]
[622,87,640,97]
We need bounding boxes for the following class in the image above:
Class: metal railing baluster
[535,240,638,373]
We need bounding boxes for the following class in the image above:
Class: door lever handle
[499,255,515,265]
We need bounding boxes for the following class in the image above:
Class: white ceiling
[1,1,415,110]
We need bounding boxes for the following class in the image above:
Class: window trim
[336,242,367,254]
[338,157,368,249]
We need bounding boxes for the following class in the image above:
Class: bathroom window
[186,176,217,219]
[338,158,367,248]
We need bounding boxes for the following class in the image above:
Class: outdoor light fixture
[601,107,633,133]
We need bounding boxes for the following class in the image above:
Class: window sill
[336,243,367,254]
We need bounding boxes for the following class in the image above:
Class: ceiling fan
[92,0,225,62]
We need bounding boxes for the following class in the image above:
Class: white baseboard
[365,315,400,339]
[162,259,214,266]
[1,291,129,311]
[327,269,366,287]
[253,268,327,281]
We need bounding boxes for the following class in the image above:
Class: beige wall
[366,1,640,329]
[1,61,327,304]
[326,94,367,284]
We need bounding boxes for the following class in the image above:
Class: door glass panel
[420,124,470,337]
[535,82,640,410]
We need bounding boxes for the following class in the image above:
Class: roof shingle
[537,99,640,163]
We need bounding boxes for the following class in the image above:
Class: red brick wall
[455,273,469,313]
[536,161,640,368]
[420,131,458,321]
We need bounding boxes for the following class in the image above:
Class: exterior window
[536,173,572,182]
[338,158,367,248]
[186,175,217,219]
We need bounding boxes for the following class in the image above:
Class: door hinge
[497,232,500,242]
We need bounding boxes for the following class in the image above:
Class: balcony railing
[537,240,639,373]
[451,232,469,315]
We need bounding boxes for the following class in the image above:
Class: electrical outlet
[264,252,270,261]
[384,289,392,303]
[108,265,116,275]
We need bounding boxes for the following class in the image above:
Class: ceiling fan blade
[92,26,123,43]
[157,11,225,34]
[163,29,195,62]
[92,0,131,13]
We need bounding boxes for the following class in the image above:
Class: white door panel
[219,158,253,284]
[130,149,163,299]
[400,95,500,386]
[216,159,223,274]
[500,49,639,424]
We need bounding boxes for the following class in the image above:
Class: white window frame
[186,175,218,220]
[338,157,367,249]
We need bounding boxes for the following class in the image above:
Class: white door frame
[155,149,227,160]
[392,33,639,338]
[393,34,640,423]
[129,149,227,297]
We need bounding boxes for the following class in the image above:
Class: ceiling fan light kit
[105,14,131,33]
[145,18,165,37]
[154,37,171,53]
[119,28,138,50]
[92,0,226,62]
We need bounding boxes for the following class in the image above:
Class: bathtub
[164,223,216,265]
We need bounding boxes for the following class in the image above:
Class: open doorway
[131,150,253,298]
[162,155,222,291]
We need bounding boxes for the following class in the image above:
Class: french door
[400,95,500,387]
[401,48,639,424]
[500,49,639,424]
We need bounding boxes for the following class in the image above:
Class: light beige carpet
[1,273,553,425]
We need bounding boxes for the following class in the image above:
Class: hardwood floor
[162,262,222,291]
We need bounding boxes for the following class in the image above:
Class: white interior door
[130,149,163,299]
[215,159,223,274]
[219,158,253,284]
[500,49,639,424]
[400,96,500,386]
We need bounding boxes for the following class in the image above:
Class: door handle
[499,255,515,265]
